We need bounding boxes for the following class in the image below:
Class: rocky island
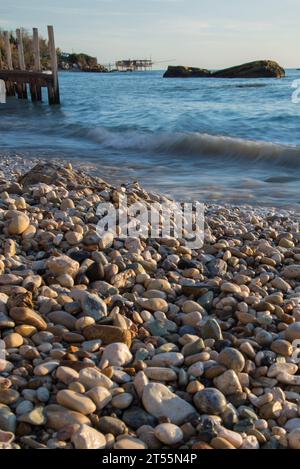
[164,60,285,78]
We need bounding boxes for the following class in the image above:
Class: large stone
[8,212,30,235]
[34,360,60,376]
[83,325,132,347]
[146,279,171,291]
[100,342,132,367]
[271,277,291,292]
[46,255,79,277]
[288,429,300,449]
[122,407,157,430]
[0,404,16,432]
[111,269,136,290]
[216,426,243,448]
[111,393,133,410]
[187,362,204,378]
[164,60,285,79]
[86,386,112,410]
[98,416,127,436]
[0,274,22,286]
[0,389,19,405]
[18,406,46,426]
[45,405,91,430]
[16,400,34,416]
[182,339,205,357]
[48,311,76,330]
[136,297,168,313]
[285,323,300,342]
[85,262,105,282]
[19,161,106,189]
[78,367,115,390]
[282,265,300,280]
[0,429,14,448]
[283,419,300,433]
[56,366,79,385]
[9,307,47,330]
[198,291,214,311]
[81,293,107,321]
[3,333,23,348]
[147,319,177,337]
[271,339,293,357]
[207,259,227,277]
[212,60,285,78]
[164,66,211,78]
[218,347,245,372]
[221,282,241,294]
[71,424,106,449]
[114,435,147,449]
[145,367,177,381]
[99,232,114,250]
[6,291,33,309]
[142,383,197,425]
[154,423,183,446]
[56,389,96,415]
[213,370,242,395]
[194,388,227,415]
[148,352,184,367]
[200,318,223,340]
[182,300,204,314]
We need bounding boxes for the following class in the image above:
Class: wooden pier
[0,26,60,105]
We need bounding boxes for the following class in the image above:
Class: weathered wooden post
[47,25,60,104]
[16,28,28,99]
[0,25,61,106]
[3,31,13,70]
[30,27,42,101]
[3,31,14,96]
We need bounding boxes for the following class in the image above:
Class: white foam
[84,128,300,167]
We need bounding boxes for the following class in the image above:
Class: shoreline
[0,159,300,449]
[1,151,299,216]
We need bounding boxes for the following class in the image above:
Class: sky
[1,0,300,68]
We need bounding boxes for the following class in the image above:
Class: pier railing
[0,26,60,105]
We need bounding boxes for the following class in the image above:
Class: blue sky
[1,0,300,68]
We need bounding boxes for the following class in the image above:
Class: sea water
[1,69,300,208]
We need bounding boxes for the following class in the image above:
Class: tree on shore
[0,29,100,71]
[0,29,49,69]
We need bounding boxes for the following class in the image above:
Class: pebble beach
[1,156,300,450]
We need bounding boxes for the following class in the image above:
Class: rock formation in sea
[163,60,285,78]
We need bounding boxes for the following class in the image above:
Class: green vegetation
[0,28,101,71]
[0,29,49,69]
[59,51,99,70]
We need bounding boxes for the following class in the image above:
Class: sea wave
[81,128,300,168]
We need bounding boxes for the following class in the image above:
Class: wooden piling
[47,25,60,104]
[30,28,42,101]
[33,28,41,71]
[16,28,28,99]
[3,31,14,96]
[3,31,13,70]
[0,25,60,106]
